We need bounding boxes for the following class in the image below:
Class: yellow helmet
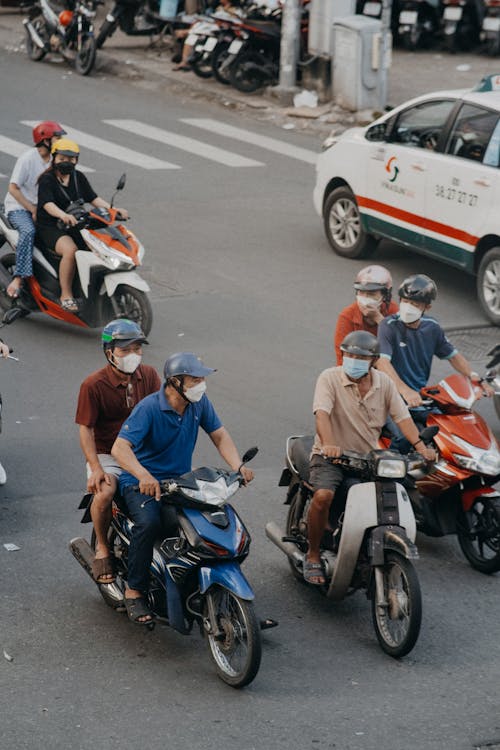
[51,138,80,158]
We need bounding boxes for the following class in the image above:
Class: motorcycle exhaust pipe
[23,18,47,49]
[68,537,126,610]
[265,522,304,565]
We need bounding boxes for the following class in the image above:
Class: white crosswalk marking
[103,119,265,168]
[181,118,318,165]
[0,135,95,173]
[21,121,181,170]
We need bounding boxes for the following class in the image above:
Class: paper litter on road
[293,89,318,108]
[3,543,20,551]
[3,650,13,662]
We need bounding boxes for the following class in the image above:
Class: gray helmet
[353,265,392,302]
[163,352,216,381]
[340,331,380,357]
[398,274,437,305]
[102,318,148,352]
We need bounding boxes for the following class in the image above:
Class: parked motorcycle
[266,437,423,657]
[485,343,500,420]
[441,0,483,51]
[481,0,500,55]
[357,0,401,41]
[0,175,152,335]
[95,0,168,49]
[23,0,101,76]
[398,0,441,50]
[69,447,262,687]
[381,373,500,573]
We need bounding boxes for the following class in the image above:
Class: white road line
[0,135,95,173]
[181,118,318,165]
[103,119,265,168]
[21,121,180,170]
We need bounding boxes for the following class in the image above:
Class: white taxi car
[314,75,500,325]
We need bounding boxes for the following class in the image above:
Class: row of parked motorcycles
[358,0,500,54]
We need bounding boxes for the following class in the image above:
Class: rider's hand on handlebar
[419,445,436,463]
[115,207,129,220]
[401,385,422,408]
[138,471,161,500]
[62,212,78,227]
[240,466,254,485]
[320,444,342,459]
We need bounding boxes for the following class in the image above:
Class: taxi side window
[445,104,499,165]
[389,100,455,151]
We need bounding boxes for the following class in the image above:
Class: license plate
[186,33,198,45]
[399,10,417,25]
[444,6,463,21]
[483,16,500,31]
[204,36,217,51]
[228,39,243,54]
[363,1,381,16]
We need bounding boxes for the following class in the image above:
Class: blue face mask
[343,356,371,380]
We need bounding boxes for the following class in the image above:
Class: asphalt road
[0,41,499,750]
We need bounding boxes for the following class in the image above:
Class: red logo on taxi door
[385,156,399,182]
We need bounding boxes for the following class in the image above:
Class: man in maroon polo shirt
[75,319,161,584]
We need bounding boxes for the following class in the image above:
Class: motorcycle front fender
[462,486,500,513]
[103,271,150,297]
[199,562,255,601]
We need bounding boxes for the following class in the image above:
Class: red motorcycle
[382,373,500,573]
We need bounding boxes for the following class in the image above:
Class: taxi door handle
[473,178,491,187]
[411,162,427,172]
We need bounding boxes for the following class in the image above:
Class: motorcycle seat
[242,20,281,37]
[289,435,314,482]
[0,212,19,248]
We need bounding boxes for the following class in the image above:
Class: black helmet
[101,318,148,352]
[398,274,437,304]
[163,352,216,381]
[340,331,380,357]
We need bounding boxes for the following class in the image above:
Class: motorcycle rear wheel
[75,33,96,76]
[457,497,500,574]
[371,552,422,658]
[25,19,48,61]
[204,586,261,688]
[229,52,267,94]
[96,18,117,49]
[0,254,16,312]
[111,285,153,336]
[285,488,308,582]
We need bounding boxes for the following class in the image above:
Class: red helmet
[32,121,66,147]
[353,265,392,302]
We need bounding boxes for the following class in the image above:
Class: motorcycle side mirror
[419,426,439,444]
[110,174,126,207]
[241,446,258,465]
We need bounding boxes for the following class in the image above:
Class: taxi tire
[323,187,377,259]
[477,248,500,326]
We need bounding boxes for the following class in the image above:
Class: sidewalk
[2,5,500,138]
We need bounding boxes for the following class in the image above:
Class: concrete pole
[379,0,392,110]
[271,0,301,103]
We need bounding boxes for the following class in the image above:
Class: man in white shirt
[3,121,65,298]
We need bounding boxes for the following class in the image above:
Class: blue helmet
[101,318,148,351]
[163,352,216,381]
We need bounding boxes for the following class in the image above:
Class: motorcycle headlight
[452,434,500,476]
[81,230,134,271]
[181,477,240,505]
[376,457,407,479]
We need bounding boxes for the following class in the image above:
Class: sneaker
[0,461,7,485]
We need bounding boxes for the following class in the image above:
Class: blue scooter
[70,447,262,688]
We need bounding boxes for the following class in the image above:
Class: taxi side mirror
[365,123,387,142]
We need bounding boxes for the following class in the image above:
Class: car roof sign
[473,74,500,92]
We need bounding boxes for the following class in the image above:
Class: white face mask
[399,301,423,324]
[184,381,206,403]
[357,294,382,309]
[112,352,142,374]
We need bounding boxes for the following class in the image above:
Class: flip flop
[124,596,155,625]
[60,297,79,312]
[91,556,116,584]
[303,560,326,586]
[6,280,23,299]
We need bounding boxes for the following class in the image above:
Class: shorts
[37,225,86,252]
[86,453,122,480]
[309,454,345,493]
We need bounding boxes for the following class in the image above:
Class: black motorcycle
[441,0,483,51]
[95,0,169,48]
[398,0,441,49]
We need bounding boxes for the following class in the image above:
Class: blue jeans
[122,485,163,592]
[7,209,35,278]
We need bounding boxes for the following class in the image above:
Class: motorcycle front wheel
[229,52,267,93]
[191,51,213,79]
[111,285,153,336]
[25,18,48,61]
[371,552,422,658]
[457,497,500,574]
[211,42,232,85]
[204,586,261,688]
[75,32,97,75]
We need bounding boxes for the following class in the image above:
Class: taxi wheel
[323,187,377,259]
[477,248,500,326]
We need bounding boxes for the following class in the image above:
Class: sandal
[91,556,116,584]
[60,297,79,312]
[173,63,191,71]
[6,279,23,299]
[260,618,279,630]
[303,560,326,586]
[124,596,155,625]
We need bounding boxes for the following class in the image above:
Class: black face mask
[56,161,75,175]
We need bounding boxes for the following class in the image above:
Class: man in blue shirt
[112,352,254,625]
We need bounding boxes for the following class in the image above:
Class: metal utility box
[308,0,357,56]
[333,16,390,111]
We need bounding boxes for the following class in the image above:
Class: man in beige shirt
[305,330,435,585]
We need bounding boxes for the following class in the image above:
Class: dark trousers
[122,485,163,592]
